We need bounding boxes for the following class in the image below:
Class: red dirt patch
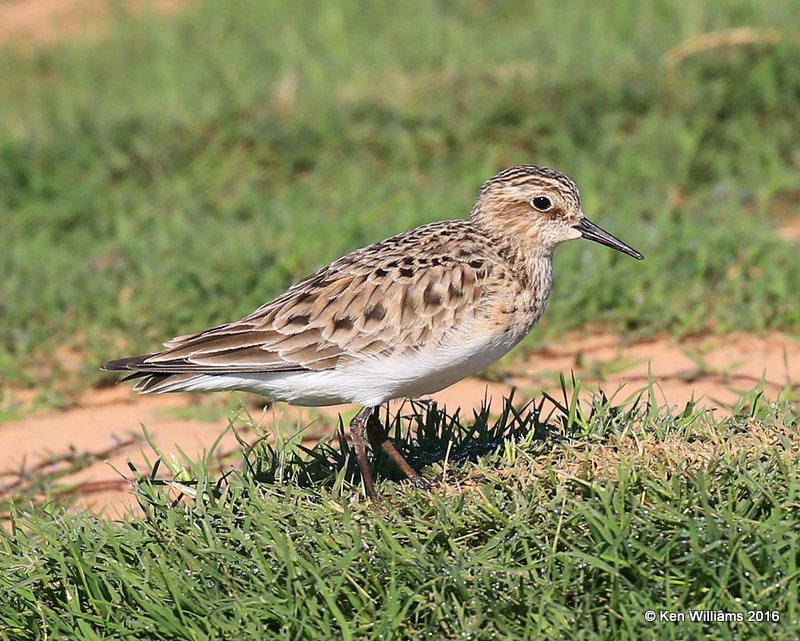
[2,331,798,518]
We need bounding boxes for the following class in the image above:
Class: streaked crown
[479,165,579,203]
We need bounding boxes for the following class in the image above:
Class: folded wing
[103,221,493,390]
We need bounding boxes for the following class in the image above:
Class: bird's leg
[349,406,379,501]
[366,406,431,490]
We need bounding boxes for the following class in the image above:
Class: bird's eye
[531,196,553,212]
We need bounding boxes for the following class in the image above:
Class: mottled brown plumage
[108,221,504,388]
[104,165,643,499]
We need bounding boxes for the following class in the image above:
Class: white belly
[171,327,523,406]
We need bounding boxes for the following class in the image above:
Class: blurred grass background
[2,0,799,393]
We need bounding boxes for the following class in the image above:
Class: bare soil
[0,0,185,44]
[2,331,798,517]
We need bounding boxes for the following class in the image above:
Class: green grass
[2,0,800,392]
[2,383,799,640]
[3,3,800,639]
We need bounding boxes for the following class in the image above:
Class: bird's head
[471,165,643,260]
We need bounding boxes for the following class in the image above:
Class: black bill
[574,217,644,260]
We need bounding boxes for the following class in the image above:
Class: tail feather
[102,354,156,372]
[103,354,204,394]
[131,373,200,394]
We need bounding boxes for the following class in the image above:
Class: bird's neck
[479,225,555,332]
[503,238,554,298]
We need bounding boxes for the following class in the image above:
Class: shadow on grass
[241,392,554,491]
[136,375,654,501]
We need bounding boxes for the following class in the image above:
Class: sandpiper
[104,165,643,499]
